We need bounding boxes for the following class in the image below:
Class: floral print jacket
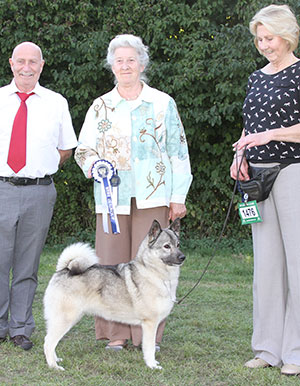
[74,82,192,214]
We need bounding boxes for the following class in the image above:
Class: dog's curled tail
[56,243,99,273]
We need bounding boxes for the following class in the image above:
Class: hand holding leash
[230,145,249,181]
[230,154,249,181]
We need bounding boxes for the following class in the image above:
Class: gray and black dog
[43,218,185,370]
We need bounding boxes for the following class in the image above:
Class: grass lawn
[0,237,299,385]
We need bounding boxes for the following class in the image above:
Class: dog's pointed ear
[148,220,162,246]
[169,217,180,238]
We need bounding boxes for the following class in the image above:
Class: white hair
[106,34,149,82]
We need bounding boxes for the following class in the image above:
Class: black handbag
[239,164,289,203]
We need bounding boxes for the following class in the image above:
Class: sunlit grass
[0,238,298,385]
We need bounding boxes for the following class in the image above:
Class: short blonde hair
[250,4,299,52]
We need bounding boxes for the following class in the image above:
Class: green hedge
[0,0,299,243]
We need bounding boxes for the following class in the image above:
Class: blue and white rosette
[92,159,120,234]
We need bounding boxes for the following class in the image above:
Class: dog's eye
[164,244,171,249]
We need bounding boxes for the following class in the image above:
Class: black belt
[0,175,53,186]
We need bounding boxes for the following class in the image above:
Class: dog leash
[177,149,246,305]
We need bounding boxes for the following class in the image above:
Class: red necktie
[7,92,34,173]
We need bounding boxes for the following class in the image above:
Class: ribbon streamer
[92,160,120,234]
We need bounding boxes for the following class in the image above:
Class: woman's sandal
[105,340,128,351]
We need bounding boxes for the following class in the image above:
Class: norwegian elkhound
[43,218,185,370]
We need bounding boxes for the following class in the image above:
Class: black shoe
[10,335,33,350]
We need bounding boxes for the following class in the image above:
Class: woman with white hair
[230,4,300,376]
[75,35,192,351]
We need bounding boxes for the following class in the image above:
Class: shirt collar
[109,81,155,107]
[9,79,43,96]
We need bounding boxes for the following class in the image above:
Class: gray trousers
[251,162,300,367]
[0,180,56,338]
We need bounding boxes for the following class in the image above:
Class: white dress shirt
[0,80,77,178]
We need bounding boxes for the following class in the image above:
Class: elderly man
[0,42,77,350]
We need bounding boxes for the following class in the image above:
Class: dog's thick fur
[43,218,185,370]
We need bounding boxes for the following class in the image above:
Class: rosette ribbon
[91,159,120,234]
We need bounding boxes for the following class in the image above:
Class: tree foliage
[0,0,299,243]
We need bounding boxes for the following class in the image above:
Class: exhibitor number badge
[238,201,262,225]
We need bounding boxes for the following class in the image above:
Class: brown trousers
[95,199,169,346]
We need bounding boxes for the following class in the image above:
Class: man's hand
[58,149,72,167]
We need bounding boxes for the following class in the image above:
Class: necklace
[124,94,140,101]
[118,83,143,101]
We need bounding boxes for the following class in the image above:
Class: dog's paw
[55,364,65,371]
[48,361,65,371]
[146,360,162,370]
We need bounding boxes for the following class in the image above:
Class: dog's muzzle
[163,253,186,266]
[177,254,186,264]
[171,253,186,266]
